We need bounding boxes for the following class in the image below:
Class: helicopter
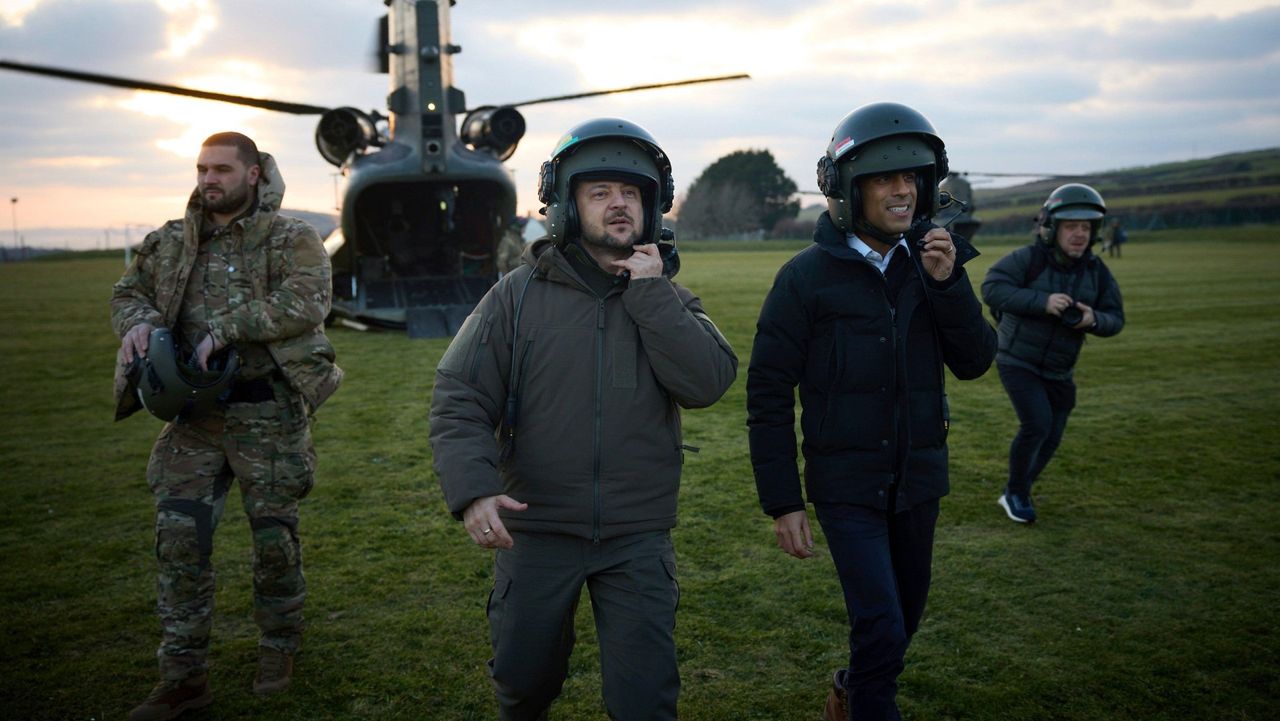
[1,0,747,338]
[938,172,981,240]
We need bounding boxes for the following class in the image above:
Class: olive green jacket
[111,153,342,420]
[430,239,738,541]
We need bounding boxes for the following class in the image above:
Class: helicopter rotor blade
[0,59,330,115]
[502,73,750,109]
[956,171,1076,179]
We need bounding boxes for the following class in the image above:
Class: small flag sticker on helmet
[553,134,580,156]
[834,137,857,158]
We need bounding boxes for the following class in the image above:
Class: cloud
[25,156,123,168]
[2,0,1278,239]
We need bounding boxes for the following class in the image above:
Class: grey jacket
[430,239,738,541]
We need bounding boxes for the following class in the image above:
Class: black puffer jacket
[981,243,1124,381]
[747,213,996,517]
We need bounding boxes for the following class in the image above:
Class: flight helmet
[538,117,674,246]
[817,102,949,236]
[133,327,240,422]
[1036,183,1107,246]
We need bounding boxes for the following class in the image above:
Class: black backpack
[989,247,1048,324]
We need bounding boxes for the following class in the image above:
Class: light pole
[9,197,17,249]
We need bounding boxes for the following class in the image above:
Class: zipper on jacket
[592,298,605,545]
[890,321,901,475]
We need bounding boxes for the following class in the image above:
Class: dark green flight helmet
[1036,183,1106,246]
[817,102,949,234]
[537,117,675,246]
[134,327,240,422]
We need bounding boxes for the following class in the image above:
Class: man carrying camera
[982,183,1125,524]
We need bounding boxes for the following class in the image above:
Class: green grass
[1,226,1278,720]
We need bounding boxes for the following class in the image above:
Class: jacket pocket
[437,313,485,378]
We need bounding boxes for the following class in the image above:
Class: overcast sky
[2,0,1278,248]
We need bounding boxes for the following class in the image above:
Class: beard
[201,180,253,215]
[582,225,641,250]
[581,211,642,251]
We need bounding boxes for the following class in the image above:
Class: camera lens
[1060,306,1083,327]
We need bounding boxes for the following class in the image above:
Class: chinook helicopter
[938,172,981,240]
[1,0,747,338]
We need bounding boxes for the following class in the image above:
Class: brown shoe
[823,668,849,721]
[128,674,213,721]
[252,647,294,695]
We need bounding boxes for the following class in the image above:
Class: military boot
[252,647,294,695]
[128,673,212,721]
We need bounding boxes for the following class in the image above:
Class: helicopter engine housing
[316,106,379,166]
[460,106,526,161]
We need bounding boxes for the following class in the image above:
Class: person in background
[982,183,1125,524]
[112,132,341,720]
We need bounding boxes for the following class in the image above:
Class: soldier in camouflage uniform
[496,216,526,274]
[111,132,342,721]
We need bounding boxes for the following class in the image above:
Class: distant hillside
[283,209,339,239]
[970,147,1280,234]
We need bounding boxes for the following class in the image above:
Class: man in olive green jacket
[430,118,737,721]
[111,132,341,721]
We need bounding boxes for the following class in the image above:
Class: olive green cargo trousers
[486,530,680,720]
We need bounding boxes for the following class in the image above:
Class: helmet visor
[845,136,936,178]
[1053,205,1105,221]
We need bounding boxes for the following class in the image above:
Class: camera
[1060,306,1084,327]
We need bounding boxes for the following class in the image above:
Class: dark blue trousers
[815,499,940,721]
[998,363,1077,495]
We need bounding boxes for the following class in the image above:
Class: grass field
[1,227,1278,720]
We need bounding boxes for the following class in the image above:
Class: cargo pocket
[487,576,513,648]
[271,446,316,502]
[146,426,176,495]
[436,312,486,378]
[661,556,680,614]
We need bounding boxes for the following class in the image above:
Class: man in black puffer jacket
[982,183,1125,524]
[747,103,995,721]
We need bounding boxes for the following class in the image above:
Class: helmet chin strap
[851,215,902,245]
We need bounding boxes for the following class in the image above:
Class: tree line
[674,149,801,240]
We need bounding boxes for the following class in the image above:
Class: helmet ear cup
[537,160,556,205]
[847,175,862,221]
[816,156,840,198]
[915,174,930,219]
[565,193,580,239]
[1035,208,1053,243]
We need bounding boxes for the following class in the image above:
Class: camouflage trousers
[145,388,315,681]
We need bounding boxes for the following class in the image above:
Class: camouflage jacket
[110,152,343,420]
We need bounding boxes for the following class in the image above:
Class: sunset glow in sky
[2,0,1277,248]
